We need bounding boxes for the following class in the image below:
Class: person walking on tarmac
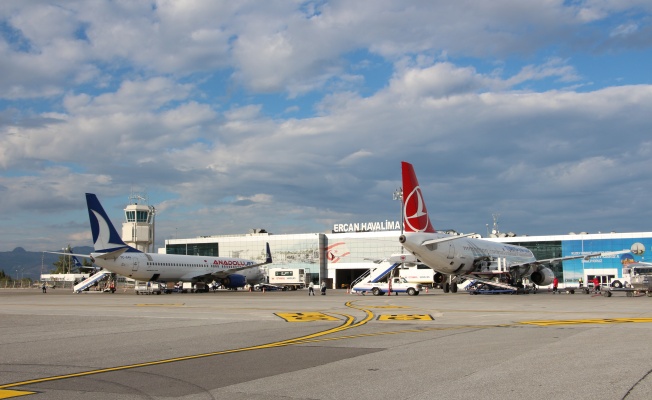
[578,277,584,288]
[41,282,47,293]
[308,281,315,296]
[552,276,559,294]
[592,277,601,294]
[320,281,327,295]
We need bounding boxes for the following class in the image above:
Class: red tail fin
[401,162,436,233]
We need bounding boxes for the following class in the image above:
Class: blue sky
[1,0,652,252]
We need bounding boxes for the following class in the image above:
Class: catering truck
[267,268,306,291]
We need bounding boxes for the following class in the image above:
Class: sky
[1,0,652,252]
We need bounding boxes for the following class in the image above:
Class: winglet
[86,193,138,253]
[401,162,436,233]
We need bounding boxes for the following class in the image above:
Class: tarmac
[1,287,652,400]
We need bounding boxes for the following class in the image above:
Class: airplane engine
[529,267,554,286]
[222,274,247,289]
[433,272,446,284]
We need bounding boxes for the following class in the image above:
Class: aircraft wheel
[443,282,450,293]
[372,288,381,296]
[451,282,458,293]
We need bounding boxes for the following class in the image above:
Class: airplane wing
[44,251,92,258]
[509,249,630,269]
[421,233,478,246]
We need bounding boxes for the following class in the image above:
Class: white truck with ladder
[351,254,423,296]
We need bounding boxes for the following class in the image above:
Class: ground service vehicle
[134,282,163,295]
[604,263,652,297]
[180,282,209,293]
[352,276,422,296]
[398,264,435,285]
[267,268,306,290]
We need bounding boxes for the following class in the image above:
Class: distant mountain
[0,246,94,280]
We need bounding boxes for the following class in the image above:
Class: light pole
[393,188,403,234]
[62,247,71,275]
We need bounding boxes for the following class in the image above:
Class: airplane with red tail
[398,161,624,292]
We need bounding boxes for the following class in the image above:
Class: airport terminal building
[165,220,652,289]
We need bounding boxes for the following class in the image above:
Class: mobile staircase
[351,253,419,294]
[73,270,111,293]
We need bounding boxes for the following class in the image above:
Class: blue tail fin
[86,193,137,253]
[72,256,83,269]
[265,242,272,264]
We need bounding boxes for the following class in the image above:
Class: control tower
[121,193,156,252]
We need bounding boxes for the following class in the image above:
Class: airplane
[398,161,626,293]
[66,193,272,291]
[72,255,96,272]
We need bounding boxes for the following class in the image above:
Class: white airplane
[78,193,271,290]
[398,161,625,292]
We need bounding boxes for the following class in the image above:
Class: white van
[398,264,434,285]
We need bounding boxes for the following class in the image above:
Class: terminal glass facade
[166,230,652,289]
[166,234,327,285]
[167,243,219,257]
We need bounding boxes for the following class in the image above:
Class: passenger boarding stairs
[73,270,111,293]
[351,262,401,289]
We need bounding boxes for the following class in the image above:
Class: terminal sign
[333,220,402,233]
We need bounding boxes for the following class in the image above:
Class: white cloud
[1,1,652,250]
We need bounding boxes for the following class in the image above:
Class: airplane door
[132,260,139,272]
[447,244,455,259]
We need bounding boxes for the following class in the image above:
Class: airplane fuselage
[400,232,537,276]
[92,251,264,283]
